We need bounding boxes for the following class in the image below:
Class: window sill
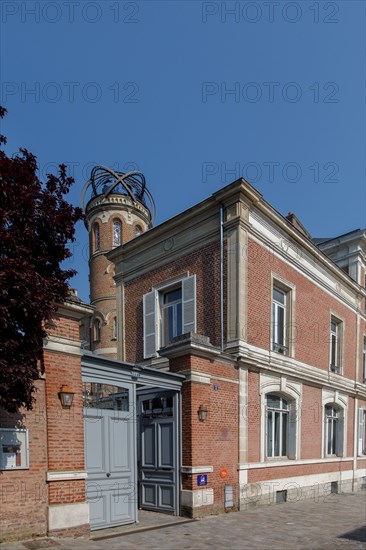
[266,456,294,462]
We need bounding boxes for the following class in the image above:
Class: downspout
[352,313,360,490]
[220,204,224,352]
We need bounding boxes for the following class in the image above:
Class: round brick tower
[83,167,154,357]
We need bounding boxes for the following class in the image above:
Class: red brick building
[108,177,366,515]
[1,173,365,540]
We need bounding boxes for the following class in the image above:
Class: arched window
[93,224,100,252]
[135,225,142,236]
[94,319,101,342]
[266,394,289,458]
[113,219,122,246]
[325,405,340,456]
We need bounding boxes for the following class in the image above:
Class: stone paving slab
[1,491,365,549]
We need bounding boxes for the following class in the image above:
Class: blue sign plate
[197,474,208,486]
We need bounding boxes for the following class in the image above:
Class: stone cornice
[232,340,366,399]
[159,333,221,360]
[56,300,94,320]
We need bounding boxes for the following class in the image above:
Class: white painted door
[83,381,136,530]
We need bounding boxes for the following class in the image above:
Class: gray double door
[139,390,179,514]
[83,380,136,530]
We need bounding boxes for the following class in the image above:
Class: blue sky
[1,0,365,302]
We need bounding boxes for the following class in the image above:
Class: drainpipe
[220,204,224,352]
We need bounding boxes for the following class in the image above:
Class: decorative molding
[93,347,118,355]
[181,465,214,474]
[233,340,366,399]
[47,470,88,482]
[180,371,211,385]
[238,456,353,470]
[43,338,82,356]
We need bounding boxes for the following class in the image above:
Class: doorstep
[90,510,195,541]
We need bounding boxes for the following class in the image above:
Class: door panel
[138,391,179,514]
[83,380,136,530]
[141,424,156,467]
[159,422,173,467]
[84,414,106,473]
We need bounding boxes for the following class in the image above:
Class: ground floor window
[267,394,289,458]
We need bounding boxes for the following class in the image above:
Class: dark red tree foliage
[0,107,83,412]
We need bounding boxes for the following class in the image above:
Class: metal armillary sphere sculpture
[81,165,156,222]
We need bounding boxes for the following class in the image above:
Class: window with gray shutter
[143,290,157,358]
[358,408,365,456]
[182,275,196,335]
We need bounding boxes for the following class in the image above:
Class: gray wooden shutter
[264,404,269,459]
[358,408,365,456]
[336,413,344,457]
[182,275,196,335]
[143,290,157,358]
[287,403,297,459]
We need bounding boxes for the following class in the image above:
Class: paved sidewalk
[1,492,365,549]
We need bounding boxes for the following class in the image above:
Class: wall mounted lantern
[59,385,75,408]
[198,404,208,422]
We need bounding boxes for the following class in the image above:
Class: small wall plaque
[197,474,208,486]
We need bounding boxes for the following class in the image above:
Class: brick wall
[0,304,90,541]
[247,238,358,377]
[124,240,222,363]
[169,354,239,516]
[0,380,48,542]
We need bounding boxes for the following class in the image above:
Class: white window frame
[160,286,183,347]
[260,375,301,463]
[271,276,295,357]
[0,429,29,470]
[329,315,343,374]
[143,274,196,359]
[357,408,366,456]
[266,394,289,458]
[322,391,347,458]
[324,405,339,456]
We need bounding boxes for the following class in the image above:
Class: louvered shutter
[143,290,157,358]
[182,275,196,335]
[358,409,365,456]
[264,404,269,458]
[287,404,297,459]
[336,414,344,457]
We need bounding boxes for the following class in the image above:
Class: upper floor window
[94,319,101,342]
[113,219,122,247]
[93,223,100,252]
[135,225,142,236]
[272,285,290,355]
[143,275,196,358]
[330,317,342,373]
[162,287,183,347]
[363,337,366,383]
[113,317,117,340]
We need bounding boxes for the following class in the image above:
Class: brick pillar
[43,298,93,536]
[160,333,239,518]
